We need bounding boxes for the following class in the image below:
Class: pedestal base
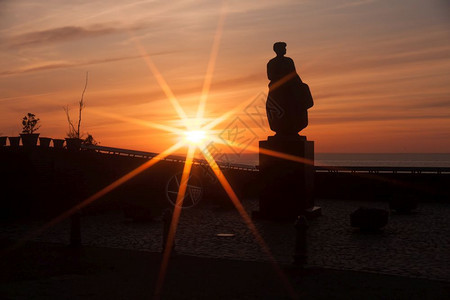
[254,135,319,221]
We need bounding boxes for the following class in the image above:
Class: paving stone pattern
[1,198,449,282]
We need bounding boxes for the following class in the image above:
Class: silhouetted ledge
[0,145,448,220]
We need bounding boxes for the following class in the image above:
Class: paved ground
[1,241,449,300]
[1,197,450,299]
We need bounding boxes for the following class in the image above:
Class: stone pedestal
[254,135,320,221]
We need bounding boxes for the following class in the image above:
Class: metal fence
[82,145,450,175]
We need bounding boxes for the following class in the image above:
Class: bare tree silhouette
[64,72,88,139]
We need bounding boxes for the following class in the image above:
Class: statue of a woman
[266,42,313,138]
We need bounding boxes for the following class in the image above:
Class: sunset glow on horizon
[1,0,449,154]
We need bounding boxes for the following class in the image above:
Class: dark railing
[82,145,450,175]
[315,166,450,174]
[81,145,259,171]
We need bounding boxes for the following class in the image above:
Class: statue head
[273,42,287,56]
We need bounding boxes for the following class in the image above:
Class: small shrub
[21,113,40,134]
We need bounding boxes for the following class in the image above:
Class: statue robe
[266,56,310,136]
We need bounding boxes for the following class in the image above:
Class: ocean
[225,153,450,168]
[314,153,450,167]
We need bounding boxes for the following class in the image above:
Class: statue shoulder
[267,57,278,65]
[284,57,295,64]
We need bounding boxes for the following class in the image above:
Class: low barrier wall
[1,147,448,220]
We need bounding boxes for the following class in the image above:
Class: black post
[162,209,174,253]
[70,210,81,247]
[293,215,308,266]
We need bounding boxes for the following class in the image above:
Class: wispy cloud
[334,0,377,9]
[0,51,175,76]
[7,23,144,48]
[312,112,449,127]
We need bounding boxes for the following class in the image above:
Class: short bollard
[70,210,81,247]
[162,209,174,253]
[293,215,308,266]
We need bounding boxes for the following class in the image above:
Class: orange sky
[1,0,449,154]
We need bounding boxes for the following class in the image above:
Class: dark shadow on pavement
[1,239,449,299]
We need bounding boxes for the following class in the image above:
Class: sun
[184,129,207,145]
[180,117,210,146]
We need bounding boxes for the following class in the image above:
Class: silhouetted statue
[266,42,313,137]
